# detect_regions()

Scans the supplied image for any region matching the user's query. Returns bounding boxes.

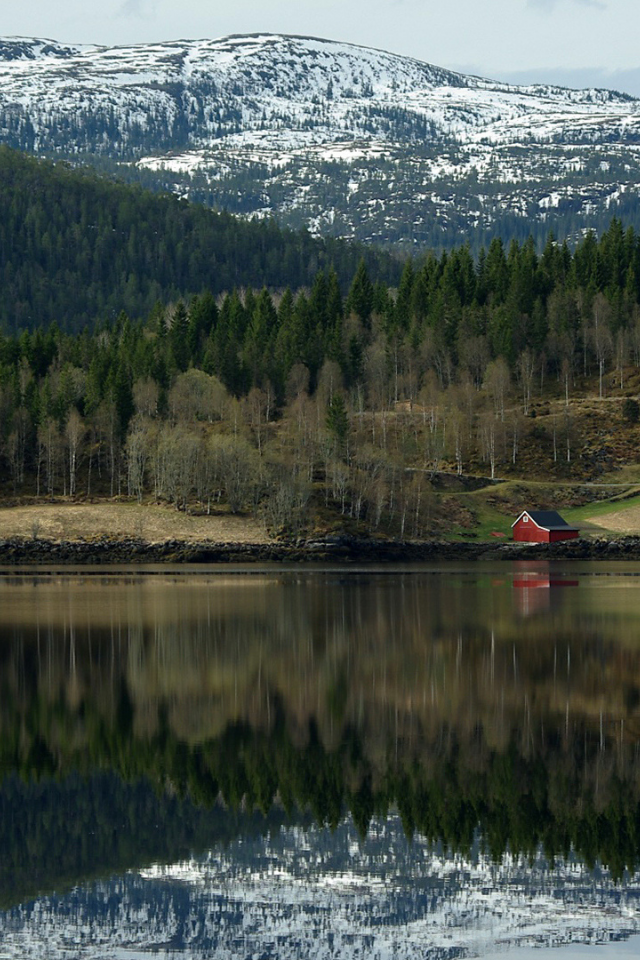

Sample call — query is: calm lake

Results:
[2,561,640,959]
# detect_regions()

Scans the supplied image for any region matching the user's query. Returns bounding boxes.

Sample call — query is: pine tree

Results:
[112,355,134,441]
[243,288,277,386]
[187,291,218,366]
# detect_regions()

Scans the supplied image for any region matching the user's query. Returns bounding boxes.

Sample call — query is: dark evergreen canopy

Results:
[0,147,402,335]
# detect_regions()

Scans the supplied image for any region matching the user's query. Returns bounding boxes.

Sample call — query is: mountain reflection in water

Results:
[2,813,640,960]
[1,561,640,956]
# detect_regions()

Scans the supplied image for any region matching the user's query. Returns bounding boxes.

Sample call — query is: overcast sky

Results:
[4,0,640,95]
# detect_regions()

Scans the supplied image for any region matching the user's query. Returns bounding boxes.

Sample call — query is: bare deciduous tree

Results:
[209,434,261,514]
[126,416,153,503]
[244,387,270,457]
[445,398,467,476]
[364,339,390,447]
[483,357,511,422]
[459,334,490,389]
[65,408,85,497]
[285,363,310,403]
[592,293,613,399]
[516,348,536,416]
[261,464,310,535]
[169,369,229,423]
[133,377,159,418]
[478,412,498,480]
[38,417,61,499]
[615,328,628,390]
[95,400,120,496]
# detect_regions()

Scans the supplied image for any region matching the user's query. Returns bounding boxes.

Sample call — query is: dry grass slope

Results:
[583,505,640,534]
[0,503,269,544]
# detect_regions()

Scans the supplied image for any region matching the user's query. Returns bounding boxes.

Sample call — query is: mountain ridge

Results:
[1,32,640,249]
[1,32,633,97]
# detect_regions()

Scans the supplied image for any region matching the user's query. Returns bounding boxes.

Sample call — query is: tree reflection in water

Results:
[1,563,640,904]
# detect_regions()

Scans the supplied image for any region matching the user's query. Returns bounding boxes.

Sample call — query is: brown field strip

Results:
[583,505,640,534]
[0,503,269,544]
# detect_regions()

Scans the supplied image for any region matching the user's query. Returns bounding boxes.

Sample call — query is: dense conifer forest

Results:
[0,147,401,334]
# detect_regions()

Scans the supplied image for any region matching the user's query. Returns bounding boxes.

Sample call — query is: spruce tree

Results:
[346,259,374,325]
[326,393,349,456]
[169,301,190,372]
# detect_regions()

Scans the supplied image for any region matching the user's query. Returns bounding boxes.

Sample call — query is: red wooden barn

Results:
[511,510,580,543]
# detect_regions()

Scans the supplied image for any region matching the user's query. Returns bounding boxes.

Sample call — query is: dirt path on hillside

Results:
[0,503,269,543]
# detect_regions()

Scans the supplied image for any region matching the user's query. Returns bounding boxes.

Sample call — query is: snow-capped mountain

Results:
[3,816,640,959]
[1,33,640,247]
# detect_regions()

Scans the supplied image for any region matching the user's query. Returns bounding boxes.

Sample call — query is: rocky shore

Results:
[0,534,639,564]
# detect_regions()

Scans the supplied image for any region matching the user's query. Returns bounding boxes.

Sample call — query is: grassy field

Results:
[0,502,269,544]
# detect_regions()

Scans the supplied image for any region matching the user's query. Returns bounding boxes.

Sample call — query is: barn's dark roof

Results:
[512,510,579,530]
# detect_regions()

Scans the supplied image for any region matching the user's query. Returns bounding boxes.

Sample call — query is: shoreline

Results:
[0,534,639,564]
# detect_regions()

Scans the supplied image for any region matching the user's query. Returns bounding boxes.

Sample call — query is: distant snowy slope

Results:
[0,33,637,152]
[1,33,640,248]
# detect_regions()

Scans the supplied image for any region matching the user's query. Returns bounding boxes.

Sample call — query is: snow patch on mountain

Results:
[1,33,640,247]
[0,32,637,157]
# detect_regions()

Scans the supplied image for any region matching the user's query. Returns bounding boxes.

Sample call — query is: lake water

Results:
[2,561,640,958]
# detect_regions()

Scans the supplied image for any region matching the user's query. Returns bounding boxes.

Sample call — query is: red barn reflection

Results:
[512,562,579,616]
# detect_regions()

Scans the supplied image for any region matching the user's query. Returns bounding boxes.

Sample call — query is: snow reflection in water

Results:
[2,816,640,959]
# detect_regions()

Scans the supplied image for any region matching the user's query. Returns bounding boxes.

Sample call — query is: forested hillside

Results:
[2,216,640,536]
[0,148,401,334]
